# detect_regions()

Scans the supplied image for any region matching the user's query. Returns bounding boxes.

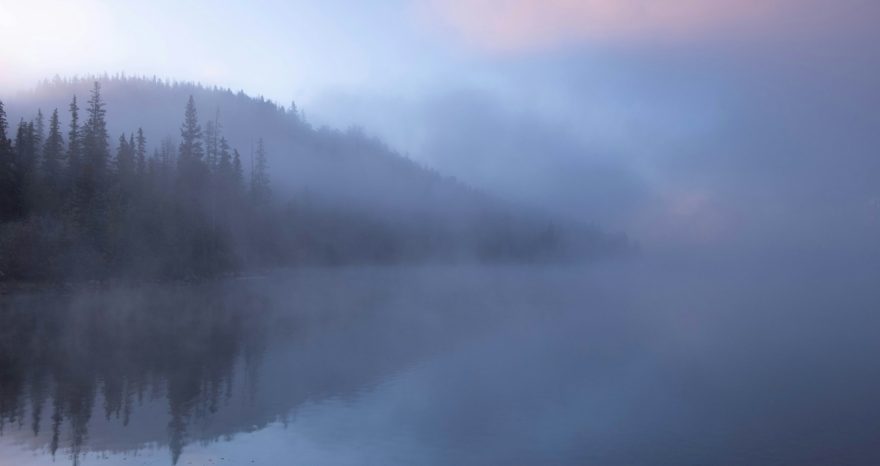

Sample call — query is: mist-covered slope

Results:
[8,76,467,211]
[1,76,628,281]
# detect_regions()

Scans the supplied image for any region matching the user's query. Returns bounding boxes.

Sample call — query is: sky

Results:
[1,0,879,252]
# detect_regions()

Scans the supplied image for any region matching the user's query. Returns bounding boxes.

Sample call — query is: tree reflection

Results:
[0,282,266,464]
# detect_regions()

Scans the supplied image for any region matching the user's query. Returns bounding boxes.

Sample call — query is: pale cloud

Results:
[425,0,866,53]
[0,0,119,86]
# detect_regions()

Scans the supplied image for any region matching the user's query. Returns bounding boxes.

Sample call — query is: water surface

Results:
[1,262,879,465]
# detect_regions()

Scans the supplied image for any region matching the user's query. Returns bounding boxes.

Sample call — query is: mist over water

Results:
[2,1,880,465]
[1,256,879,465]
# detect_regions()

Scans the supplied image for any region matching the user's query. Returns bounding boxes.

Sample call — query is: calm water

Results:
[1,261,879,465]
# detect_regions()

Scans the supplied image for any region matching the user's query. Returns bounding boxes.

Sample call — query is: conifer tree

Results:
[41,109,65,209]
[13,120,38,217]
[34,108,45,156]
[0,100,9,152]
[0,100,15,221]
[178,96,206,188]
[250,138,270,204]
[128,133,136,181]
[115,133,135,184]
[160,137,176,173]
[81,82,110,203]
[67,96,81,188]
[217,137,232,181]
[232,148,244,193]
[135,128,146,177]
[205,118,219,170]
[148,148,160,178]
[78,82,111,251]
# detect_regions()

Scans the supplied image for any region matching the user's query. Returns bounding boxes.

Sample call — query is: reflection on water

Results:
[0,267,533,465]
[1,263,880,465]
[0,282,267,465]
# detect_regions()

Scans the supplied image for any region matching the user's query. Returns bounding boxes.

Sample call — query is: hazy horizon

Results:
[2,3,880,464]
[3,0,879,255]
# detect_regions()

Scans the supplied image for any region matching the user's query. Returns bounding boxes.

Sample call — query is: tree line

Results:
[0,82,272,281]
[1,79,612,283]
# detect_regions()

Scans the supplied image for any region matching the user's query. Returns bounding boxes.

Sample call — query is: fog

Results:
[4,1,879,259]
[2,1,880,465]
[303,0,880,257]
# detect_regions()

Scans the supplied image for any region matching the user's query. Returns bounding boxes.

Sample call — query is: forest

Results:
[0,82,270,280]
[0,79,624,282]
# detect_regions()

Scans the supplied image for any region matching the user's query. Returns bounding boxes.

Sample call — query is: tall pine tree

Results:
[41,109,65,210]
[78,82,111,253]
[0,100,15,221]
[177,96,206,189]
[13,120,38,218]
[67,95,81,191]
[81,82,110,206]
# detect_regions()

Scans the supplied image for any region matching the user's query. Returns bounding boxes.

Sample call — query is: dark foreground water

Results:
[1,260,879,465]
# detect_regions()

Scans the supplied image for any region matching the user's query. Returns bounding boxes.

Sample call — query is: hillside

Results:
[8,75,455,211]
[0,76,628,281]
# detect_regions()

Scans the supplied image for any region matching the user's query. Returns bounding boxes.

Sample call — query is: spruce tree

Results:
[205,119,218,170]
[0,101,8,151]
[67,95,81,188]
[232,148,244,193]
[0,101,8,148]
[128,133,136,181]
[81,82,110,203]
[217,137,232,182]
[79,82,111,253]
[0,100,15,221]
[13,120,38,217]
[178,96,206,188]
[41,109,65,209]
[115,133,135,184]
[250,138,270,204]
[148,148,160,179]
[34,109,45,157]
[135,128,146,177]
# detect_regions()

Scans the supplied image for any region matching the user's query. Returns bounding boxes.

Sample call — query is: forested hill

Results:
[7,75,436,210]
[0,76,628,282]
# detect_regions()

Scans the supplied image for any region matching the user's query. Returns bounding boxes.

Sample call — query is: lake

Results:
[1,260,879,465]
